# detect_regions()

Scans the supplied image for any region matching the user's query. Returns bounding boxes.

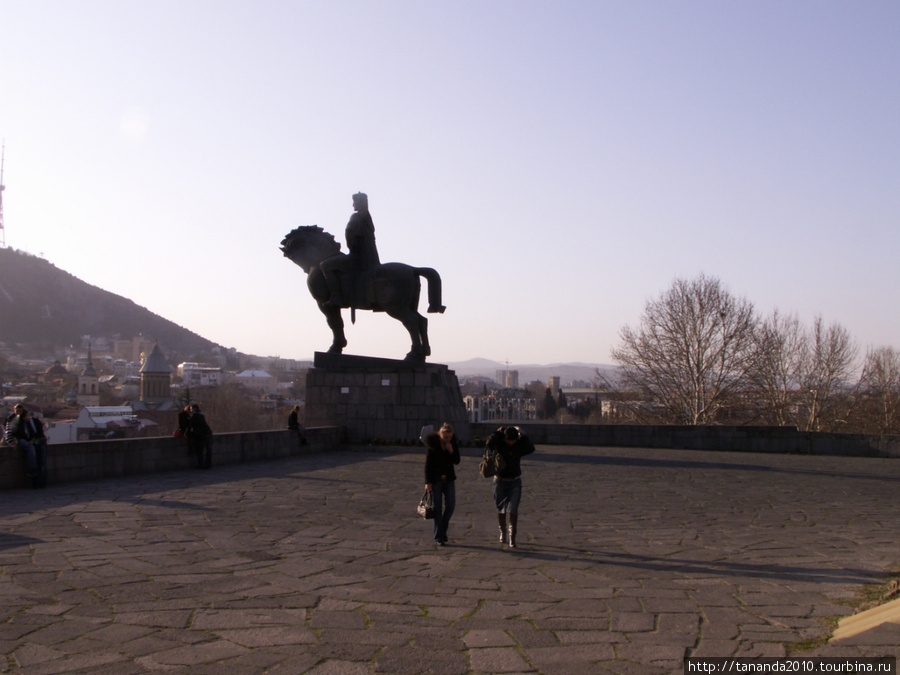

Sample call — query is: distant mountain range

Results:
[445,358,616,385]
[0,247,220,360]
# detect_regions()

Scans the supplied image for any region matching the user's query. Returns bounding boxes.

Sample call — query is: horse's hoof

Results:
[427,305,446,314]
[404,352,425,363]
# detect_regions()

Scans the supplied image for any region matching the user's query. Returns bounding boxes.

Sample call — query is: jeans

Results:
[492,477,522,514]
[18,438,48,488]
[431,480,456,543]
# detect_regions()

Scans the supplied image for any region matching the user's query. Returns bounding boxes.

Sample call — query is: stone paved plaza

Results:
[1,445,899,674]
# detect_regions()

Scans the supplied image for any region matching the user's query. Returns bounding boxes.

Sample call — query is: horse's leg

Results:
[418,312,431,357]
[387,307,425,361]
[321,305,347,354]
[309,268,346,353]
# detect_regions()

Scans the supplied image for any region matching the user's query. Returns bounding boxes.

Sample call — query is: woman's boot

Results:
[497,513,507,543]
[508,514,518,549]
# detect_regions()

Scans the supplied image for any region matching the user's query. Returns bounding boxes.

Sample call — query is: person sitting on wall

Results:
[287,405,308,445]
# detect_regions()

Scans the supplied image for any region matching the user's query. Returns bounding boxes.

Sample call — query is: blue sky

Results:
[1,1,898,365]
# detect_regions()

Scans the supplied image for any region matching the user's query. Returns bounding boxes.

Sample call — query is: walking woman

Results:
[424,423,461,546]
[486,426,535,548]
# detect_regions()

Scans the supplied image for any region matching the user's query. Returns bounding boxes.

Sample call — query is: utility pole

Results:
[0,141,6,248]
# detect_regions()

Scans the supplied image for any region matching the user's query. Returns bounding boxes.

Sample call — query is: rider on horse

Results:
[320,192,380,309]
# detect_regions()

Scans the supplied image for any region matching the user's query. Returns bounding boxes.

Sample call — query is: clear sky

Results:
[1,1,898,365]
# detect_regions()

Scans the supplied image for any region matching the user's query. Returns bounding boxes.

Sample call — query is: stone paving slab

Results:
[1,445,899,673]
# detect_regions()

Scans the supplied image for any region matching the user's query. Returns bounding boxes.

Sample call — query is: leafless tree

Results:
[797,316,858,431]
[750,310,805,426]
[856,346,900,434]
[191,384,283,433]
[611,274,758,425]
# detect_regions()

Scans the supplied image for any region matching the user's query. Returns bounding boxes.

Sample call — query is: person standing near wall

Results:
[424,424,461,546]
[5,405,49,488]
[176,405,191,438]
[486,426,535,549]
[186,404,213,469]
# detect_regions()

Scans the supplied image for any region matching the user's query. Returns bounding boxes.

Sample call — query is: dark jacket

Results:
[424,434,460,484]
[177,409,191,434]
[186,411,212,440]
[6,414,46,445]
[487,430,535,480]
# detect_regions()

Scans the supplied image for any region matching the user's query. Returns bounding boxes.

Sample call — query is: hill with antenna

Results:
[0,247,220,359]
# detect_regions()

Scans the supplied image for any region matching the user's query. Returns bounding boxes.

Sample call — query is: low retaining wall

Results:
[5,423,897,491]
[0,427,345,490]
[470,423,900,458]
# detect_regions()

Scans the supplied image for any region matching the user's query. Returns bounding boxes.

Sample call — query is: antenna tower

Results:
[0,141,6,248]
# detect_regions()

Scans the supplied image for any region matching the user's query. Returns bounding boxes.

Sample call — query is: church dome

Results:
[140,344,173,374]
[45,360,68,376]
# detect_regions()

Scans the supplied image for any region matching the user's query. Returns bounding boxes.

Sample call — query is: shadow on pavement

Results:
[0,449,399,518]
[531,447,900,483]
[514,543,884,585]
[0,533,42,552]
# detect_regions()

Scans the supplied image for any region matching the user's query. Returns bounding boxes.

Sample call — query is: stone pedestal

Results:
[305,352,471,443]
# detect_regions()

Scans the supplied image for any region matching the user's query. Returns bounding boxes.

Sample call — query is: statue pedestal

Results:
[305,353,471,443]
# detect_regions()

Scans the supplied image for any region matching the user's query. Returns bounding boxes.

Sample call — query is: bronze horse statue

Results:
[280,225,445,361]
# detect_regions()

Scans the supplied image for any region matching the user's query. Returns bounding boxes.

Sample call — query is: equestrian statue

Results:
[280,193,445,362]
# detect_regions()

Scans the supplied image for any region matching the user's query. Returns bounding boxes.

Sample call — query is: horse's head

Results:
[280,225,342,273]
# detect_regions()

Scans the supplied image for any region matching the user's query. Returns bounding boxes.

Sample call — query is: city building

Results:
[114,336,156,365]
[234,370,277,395]
[548,375,561,394]
[178,362,223,388]
[495,369,519,388]
[464,388,536,424]
[46,405,156,442]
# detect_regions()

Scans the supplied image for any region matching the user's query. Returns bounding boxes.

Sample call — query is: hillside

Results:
[0,247,220,358]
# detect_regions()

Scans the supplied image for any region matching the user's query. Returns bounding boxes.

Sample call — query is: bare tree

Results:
[611,274,758,425]
[856,346,900,434]
[797,316,858,431]
[192,384,283,433]
[750,310,804,426]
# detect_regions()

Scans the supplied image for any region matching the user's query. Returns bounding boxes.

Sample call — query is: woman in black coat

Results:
[487,426,535,548]
[424,423,461,546]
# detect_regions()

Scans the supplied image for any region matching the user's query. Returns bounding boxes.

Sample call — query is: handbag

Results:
[417,491,434,519]
[479,447,506,478]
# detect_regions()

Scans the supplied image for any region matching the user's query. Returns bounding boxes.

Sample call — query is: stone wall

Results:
[6,422,897,492]
[305,352,471,443]
[0,426,345,490]
[470,423,900,458]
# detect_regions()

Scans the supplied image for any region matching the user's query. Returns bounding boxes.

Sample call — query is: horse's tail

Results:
[416,267,446,314]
